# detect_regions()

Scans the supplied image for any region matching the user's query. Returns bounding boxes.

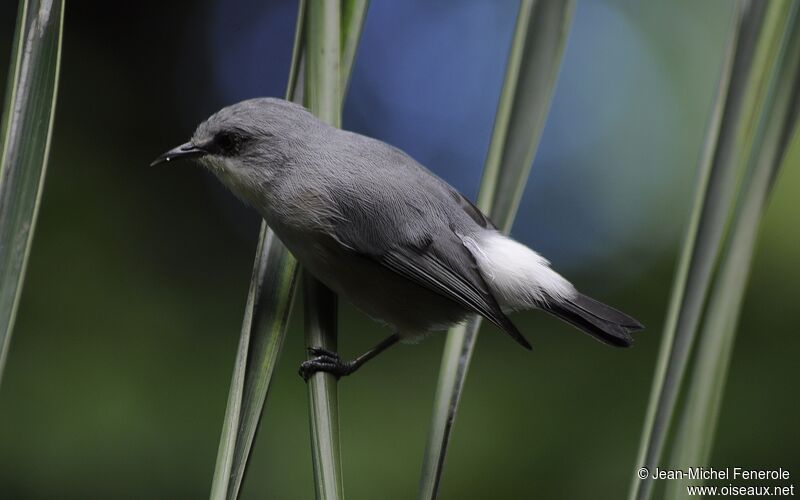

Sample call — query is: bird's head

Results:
[151,98,321,193]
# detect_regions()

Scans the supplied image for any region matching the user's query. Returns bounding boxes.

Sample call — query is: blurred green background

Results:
[0,0,797,498]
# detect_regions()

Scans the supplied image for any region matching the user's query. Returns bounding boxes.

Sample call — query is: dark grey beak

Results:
[150,142,208,167]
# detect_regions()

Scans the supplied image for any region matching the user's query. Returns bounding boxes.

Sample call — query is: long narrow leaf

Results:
[209,3,306,499]
[303,1,368,498]
[339,0,369,97]
[304,2,343,497]
[666,9,800,499]
[303,274,344,500]
[305,0,342,127]
[210,227,301,500]
[418,2,574,498]
[630,2,798,499]
[0,0,64,386]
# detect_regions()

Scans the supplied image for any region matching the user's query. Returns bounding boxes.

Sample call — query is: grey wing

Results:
[443,185,497,230]
[325,133,524,345]
[334,205,530,349]
[380,232,531,349]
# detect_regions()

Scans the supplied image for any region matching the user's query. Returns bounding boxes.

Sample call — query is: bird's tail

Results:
[463,231,643,346]
[541,292,644,347]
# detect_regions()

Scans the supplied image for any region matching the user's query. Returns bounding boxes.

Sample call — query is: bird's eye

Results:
[213,131,243,155]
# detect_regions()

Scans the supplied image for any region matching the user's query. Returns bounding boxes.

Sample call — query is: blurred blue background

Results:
[0,0,797,498]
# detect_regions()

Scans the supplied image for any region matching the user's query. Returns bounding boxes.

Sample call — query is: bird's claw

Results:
[299,347,355,382]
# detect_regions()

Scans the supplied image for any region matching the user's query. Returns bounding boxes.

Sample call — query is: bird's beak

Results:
[150,142,208,167]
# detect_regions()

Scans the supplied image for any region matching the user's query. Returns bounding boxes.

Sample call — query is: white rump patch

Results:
[462,231,576,310]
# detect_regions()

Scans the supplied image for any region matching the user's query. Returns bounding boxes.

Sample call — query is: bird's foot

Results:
[299,347,357,382]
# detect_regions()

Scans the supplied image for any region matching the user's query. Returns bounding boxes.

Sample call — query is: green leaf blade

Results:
[418,1,575,498]
[665,8,800,499]
[209,3,306,499]
[303,274,344,500]
[304,0,345,496]
[210,228,300,500]
[302,1,368,498]
[340,0,369,96]
[0,0,64,386]
[630,2,800,499]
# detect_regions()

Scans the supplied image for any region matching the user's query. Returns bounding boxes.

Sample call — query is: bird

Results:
[151,97,644,381]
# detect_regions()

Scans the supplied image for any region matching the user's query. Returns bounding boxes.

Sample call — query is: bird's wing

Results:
[323,136,522,345]
[442,185,497,230]
[336,219,530,349]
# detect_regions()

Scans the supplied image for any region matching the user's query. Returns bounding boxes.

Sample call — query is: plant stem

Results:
[418,2,574,497]
[0,0,64,386]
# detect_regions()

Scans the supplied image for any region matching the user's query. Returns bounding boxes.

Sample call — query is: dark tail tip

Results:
[501,316,533,350]
[542,292,644,348]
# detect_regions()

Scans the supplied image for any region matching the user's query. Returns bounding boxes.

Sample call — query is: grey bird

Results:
[152,98,643,380]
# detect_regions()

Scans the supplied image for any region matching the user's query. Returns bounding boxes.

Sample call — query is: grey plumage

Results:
[153,97,643,372]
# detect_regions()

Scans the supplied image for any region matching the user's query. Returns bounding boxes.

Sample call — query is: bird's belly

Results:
[275,227,467,338]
